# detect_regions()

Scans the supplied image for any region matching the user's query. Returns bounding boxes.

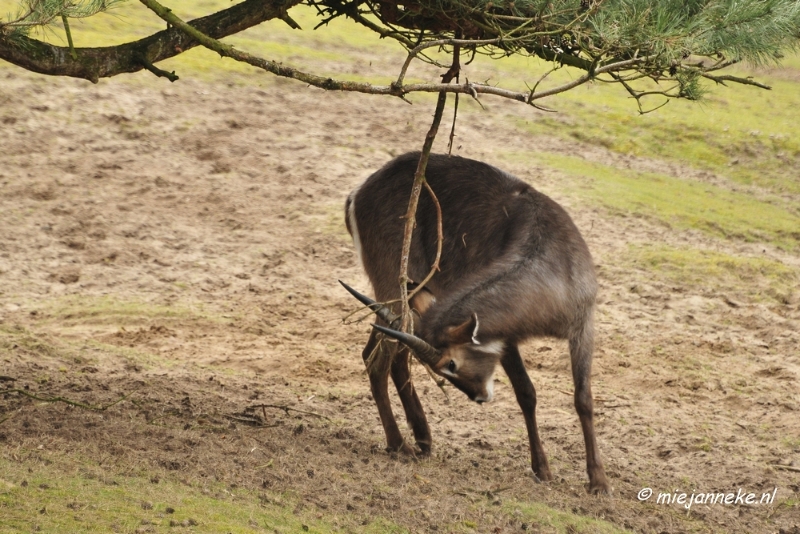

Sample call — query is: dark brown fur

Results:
[345,152,610,494]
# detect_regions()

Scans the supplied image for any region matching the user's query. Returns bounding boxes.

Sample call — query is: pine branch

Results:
[0,0,793,104]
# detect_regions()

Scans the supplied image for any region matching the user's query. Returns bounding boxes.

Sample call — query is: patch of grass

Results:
[40,295,216,326]
[781,436,800,450]
[0,322,176,374]
[504,59,800,197]
[694,435,714,453]
[0,452,624,534]
[537,152,800,250]
[628,244,799,304]
[502,499,631,534]
[0,452,408,533]
[0,324,67,359]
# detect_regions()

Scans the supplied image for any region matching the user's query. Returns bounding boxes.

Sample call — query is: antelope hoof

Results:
[387,440,417,457]
[588,476,612,496]
[416,442,432,457]
[532,468,554,484]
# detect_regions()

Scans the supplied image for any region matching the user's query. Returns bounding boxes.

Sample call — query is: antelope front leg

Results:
[390,348,432,455]
[501,344,553,483]
[362,330,415,455]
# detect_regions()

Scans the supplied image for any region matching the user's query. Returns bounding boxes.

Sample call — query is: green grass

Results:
[628,244,798,304]
[462,48,800,198]
[0,451,629,534]
[39,295,218,325]
[467,43,800,198]
[501,500,630,534]
[536,152,800,250]
[0,453,407,533]
[0,323,175,376]
[510,66,800,196]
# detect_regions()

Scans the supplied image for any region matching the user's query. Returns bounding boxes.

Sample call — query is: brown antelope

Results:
[341,152,610,494]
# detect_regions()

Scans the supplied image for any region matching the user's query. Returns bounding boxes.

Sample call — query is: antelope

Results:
[341,152,610,494]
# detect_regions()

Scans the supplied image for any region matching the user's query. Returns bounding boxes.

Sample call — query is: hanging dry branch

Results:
[398,45,460,332]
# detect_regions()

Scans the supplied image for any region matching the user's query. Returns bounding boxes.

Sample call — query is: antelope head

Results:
[340,281,502,404]
[374,313,504,404]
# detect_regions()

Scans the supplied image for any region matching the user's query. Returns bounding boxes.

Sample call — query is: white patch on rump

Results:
[347,185,363,268]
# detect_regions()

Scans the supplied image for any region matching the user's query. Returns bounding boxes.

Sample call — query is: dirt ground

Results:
[1,63,799,534]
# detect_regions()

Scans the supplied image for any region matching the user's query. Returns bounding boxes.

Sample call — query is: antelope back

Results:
[346,152,596,402]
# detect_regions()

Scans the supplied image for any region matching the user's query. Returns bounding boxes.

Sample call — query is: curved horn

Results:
[371,324,442,367]
[338,280,399,327]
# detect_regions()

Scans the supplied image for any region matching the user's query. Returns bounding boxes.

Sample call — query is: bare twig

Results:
[700,73,771,90]
[0,409,21,426]
[771,464,800,473]
[395,37,503,87]
[364,335,389,373]
[421,363,450,402]
[249,403,331,421]
[610,71,674,114]
[341,301,396,326]
[525,66,560,112]
[135,52,179,82]
[447,90,459,153]
[637,99,670,114]
[1,388,135,412]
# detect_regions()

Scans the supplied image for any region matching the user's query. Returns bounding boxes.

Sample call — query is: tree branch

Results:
[408,180,444,301]
[0,0,301,82]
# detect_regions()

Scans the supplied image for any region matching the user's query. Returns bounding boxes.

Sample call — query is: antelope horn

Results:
[338,280,400,327]
[371,324,442,367]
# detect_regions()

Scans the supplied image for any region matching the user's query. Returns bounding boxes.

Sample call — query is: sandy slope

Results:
[1,65,799,533]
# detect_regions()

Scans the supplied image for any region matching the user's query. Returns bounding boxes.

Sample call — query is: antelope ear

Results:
[445,313,480,345]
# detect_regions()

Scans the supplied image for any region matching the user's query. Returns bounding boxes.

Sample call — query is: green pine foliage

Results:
[1,0,125,37]
[305,0,800,103]
[584,0,800,63]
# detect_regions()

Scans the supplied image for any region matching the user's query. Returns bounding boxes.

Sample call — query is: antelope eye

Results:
[448,360,457,373]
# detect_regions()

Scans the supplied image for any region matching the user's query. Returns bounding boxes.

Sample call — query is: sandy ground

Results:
[1,64,799,534]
